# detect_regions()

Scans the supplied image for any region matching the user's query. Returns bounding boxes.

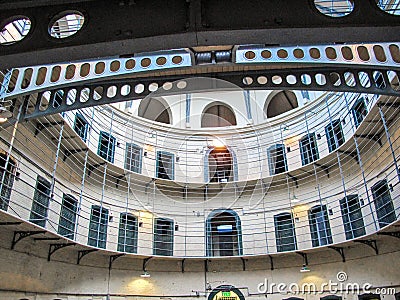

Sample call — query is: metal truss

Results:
[16,66,400,120]
[0,0,400,67]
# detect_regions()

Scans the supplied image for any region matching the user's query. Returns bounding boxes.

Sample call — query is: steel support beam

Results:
[18,66,400,121]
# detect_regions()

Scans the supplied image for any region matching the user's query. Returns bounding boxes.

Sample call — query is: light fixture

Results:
[282,124,290,132]
[300,264,310,273]
[140,270,151,278]
[0,105,12,122]
[212,138,226,148]
[292,194,300,203]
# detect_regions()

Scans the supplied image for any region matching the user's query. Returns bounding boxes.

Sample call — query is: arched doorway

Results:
[208,285,245,300]
[201,103,237,127]
[138,97,172,124]
[204,146,237,183]
[208,147,232,182]
[264,91,298,118]
[206,209,243,256]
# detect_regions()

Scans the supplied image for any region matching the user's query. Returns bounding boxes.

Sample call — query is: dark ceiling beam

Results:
[15,66,400,121]
[0,0,400,68]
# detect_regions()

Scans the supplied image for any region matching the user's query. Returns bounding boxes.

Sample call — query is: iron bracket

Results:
[377,231,400,240]
[269,255,274,271]
[109,253,125,269]
[354,239,378,255]
[48,243,75,261]
[63,148,88,161]
[143,256,152,272]
[11,230,45,249]
[34,121,64,137]
[88,162,107,176]
[328,246,346,262]
[77,249,98,265]
[0,222,22,226]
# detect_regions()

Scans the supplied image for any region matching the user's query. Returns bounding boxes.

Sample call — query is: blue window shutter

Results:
[235,213,243,255]
[205,218,212,256]
[229,147,239,181]
[204,148,212,183]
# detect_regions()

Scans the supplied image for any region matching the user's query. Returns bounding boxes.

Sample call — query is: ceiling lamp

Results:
[0,105,12,123]
[300,264,310,273]
[0,105,12,118]
[140,270,151,278]
[212,138,226,148]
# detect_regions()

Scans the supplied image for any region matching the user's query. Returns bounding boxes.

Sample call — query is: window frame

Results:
[0,153,16,211]
[268,144,288,175]
[117,212,138,253]
[340,194,366,240]
[308,205,333,247]
[125,143,142,174]
[351,97,368,128]
[97,131,116,163]
[29,175,51,228]
[153,217,174,256]
[156,151,175,180]
[299,133,319,166]
[88,205,109,248]
[73,113,89,142]
[274,212,297,252]
[58,193,78,239]
[371,179,396,228]
[325,119,345,152]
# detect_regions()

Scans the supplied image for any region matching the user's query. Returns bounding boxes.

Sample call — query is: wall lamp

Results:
[298,252,310,273]
[0,104,13,123]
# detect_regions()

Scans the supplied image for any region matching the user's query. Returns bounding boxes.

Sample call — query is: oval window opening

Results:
[49,12,85,38]
[0,17,31,45]
[314,0,354,17]
[376,0,400,15]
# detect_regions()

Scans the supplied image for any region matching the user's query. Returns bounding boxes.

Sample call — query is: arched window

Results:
[268,144,287,175]
[358,294,381,300]
[264,91,298,118]
[321,296,342,300]
[88,205,108,248]
[201,103,237,127]
[340,194,365,239]
[371,179,396,228]
[98,131,116,163]
[58,194,78,239]
[352,97,368,128]
[300,133,319,165]
[274,212,296,252]
[206,209,242,256]
[138,97,172,124]
[154,218,174,256]
[309,205,333,247]
[118,213,138,253]
[206,147,234,183]
[325,119,344,152]
[0,153,16,211]
[30,176,51,227]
